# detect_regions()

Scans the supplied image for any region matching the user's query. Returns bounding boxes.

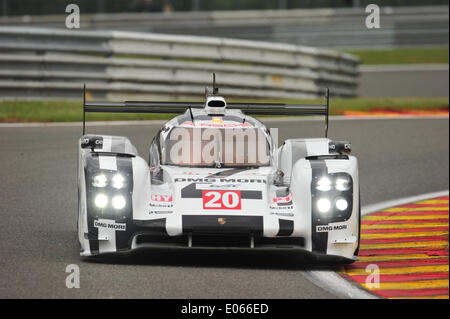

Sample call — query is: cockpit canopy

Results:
[157,126,271,167]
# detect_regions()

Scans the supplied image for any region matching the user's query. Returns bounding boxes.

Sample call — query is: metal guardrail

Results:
[1,6,448,49]
[0,27,359,101]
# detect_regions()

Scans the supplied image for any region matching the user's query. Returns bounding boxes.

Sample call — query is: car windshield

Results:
[160,127,270,167]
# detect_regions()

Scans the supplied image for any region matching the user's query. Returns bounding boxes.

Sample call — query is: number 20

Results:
[202,191,241,210]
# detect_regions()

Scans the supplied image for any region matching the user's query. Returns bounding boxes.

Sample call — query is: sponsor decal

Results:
[270,205,293,210]
[272,193,293,208]
[149,210,173,215]
[94,219,126,231]
[272,194,292,203]
[196,183,237,190]
[181,182,262,200]
[175,177,266,183]
[270,193,293,209]
[316,224,347,233]
[150,194,173,208]
[202,190,242,210]
[81,136,103,149]
[218,217,227,225]
[272,195,292,203]
[150,194,173,202]
[181,121,253,128]
[270,212,294,217]
[150,203,173,208]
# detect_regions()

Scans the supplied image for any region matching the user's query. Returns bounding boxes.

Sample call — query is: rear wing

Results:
[82,85,330,137]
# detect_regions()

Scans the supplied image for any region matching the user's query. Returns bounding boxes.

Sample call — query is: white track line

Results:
[305,189,449,299]
[362,190,449,216]
[305,270,378,299]
[0,116,448,128]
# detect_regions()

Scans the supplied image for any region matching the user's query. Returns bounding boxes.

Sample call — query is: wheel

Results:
[354,192,361,256]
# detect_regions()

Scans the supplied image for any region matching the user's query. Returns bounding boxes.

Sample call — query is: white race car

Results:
[78,78,360,263]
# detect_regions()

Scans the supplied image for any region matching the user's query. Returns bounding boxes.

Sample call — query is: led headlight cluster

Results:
[335,177,351,191]
[335,197,349,211]
[90,172,128,211]
[94,193,108,208]
[313,173,353,221]
[315,176,350,193]
[111,174,126,189]
[92,174,107,188]
[317,198,332,213]
[316,177,332,192]
[316,196,350,214]
[94,194,127,210]
[111,195,126,209]
[92,173,126,189]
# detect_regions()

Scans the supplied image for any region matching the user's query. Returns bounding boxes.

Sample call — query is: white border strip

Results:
[305,270,378,299]
[0,116,448,128]
[362,190,449,216]
[306,189,449,299]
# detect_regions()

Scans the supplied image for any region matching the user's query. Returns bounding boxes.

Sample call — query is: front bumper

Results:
[80,214,358,263]
[131,232,305,249]
[82,233,357,264]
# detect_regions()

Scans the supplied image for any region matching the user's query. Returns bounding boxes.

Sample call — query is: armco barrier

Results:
[1,6,447,49]
[0,27,359,101]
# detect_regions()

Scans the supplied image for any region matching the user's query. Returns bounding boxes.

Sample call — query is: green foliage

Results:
[1,98,448,122]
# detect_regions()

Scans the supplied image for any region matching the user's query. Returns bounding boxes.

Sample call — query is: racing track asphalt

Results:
[358,66,449,98]
[0,117,448,298]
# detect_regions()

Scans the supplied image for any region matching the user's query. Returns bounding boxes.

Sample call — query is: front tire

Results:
[354,193,361,256]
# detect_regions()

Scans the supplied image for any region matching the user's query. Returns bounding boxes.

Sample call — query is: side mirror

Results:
[329,141,351,155]
[81,136,103,151]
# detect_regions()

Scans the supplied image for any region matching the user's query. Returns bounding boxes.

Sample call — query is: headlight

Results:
[316,177,332,192]
[92,174,107,187]
[94,194,108,208]
[112,195,126,209]
[335,177,351,191]
[312,173,353,222]
[112,173,125,189]
[317,198,331,213]
[335,197,349,211]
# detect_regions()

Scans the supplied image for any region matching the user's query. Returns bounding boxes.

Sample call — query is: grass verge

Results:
[0,98,448,123]
[344,47,449,65]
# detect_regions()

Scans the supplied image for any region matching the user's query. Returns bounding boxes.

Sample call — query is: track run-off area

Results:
[0,116,448,298]
[340,194,449,299]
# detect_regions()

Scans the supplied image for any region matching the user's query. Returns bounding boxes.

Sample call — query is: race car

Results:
[78,77,360,263]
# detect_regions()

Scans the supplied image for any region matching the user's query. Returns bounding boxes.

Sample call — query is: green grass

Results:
[0,100,177,122]
[345,47,449,65]
[0,98,448,123]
